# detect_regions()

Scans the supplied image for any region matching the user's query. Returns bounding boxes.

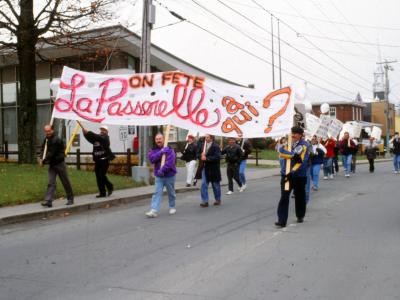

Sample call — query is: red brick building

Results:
[311,99,365,123]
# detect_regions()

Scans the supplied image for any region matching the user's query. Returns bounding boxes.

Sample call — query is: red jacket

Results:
[324,138,336,158]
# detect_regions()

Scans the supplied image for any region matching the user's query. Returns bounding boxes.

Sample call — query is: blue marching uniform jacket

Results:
[279,139,309,178]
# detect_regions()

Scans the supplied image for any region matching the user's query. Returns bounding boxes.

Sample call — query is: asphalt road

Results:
[1,162,399,300]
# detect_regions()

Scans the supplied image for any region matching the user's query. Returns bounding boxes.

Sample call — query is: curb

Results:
[0,159,391,226]
[0,174,279,226]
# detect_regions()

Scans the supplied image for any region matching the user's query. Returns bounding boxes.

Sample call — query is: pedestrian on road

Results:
[323,136,336,179]
[82,125,115,198]
[198,134,222,207]
[40,125,74,208]
[238,137,252,190]
[339,132,356,178]
[181,135,197,187]
[146,133,177,218]
[332,140,340,175]
[390,132,400,173]
[275,126,309,228]
[310,135,326,191]
[222,137,244,195]
[350,138,359,173]
[365,137,378,173]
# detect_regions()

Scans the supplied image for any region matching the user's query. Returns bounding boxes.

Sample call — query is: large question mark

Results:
[263,87,292,133]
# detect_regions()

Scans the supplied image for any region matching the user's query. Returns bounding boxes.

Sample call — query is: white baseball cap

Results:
[100,125,109,131]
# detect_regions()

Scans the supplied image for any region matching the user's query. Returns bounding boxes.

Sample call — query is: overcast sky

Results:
[115,0,400,104]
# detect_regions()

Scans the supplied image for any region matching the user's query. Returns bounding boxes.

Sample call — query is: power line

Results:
[188,0,360,94]
[251,0,372,85]
[153,0,354,100]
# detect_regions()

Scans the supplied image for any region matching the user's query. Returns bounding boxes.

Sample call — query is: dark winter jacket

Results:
[197,141,221,182]
[279,139,309,178]
[222,144,243,164]
[310,146,325,165]
[339,139,356,156]
[148,146,177,177]
[365,142,378,159]
[83,131,114,162]
[181,142,197,162]
[240,140,252,161]
[41,133,65,166]
[393,138,400,155]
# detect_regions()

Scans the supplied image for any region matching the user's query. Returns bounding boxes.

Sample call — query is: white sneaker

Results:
[241,184,247,191]
[329,175,334,179]
[323,176,328,180]
[239,187,244,192]
[226,190,233,195]
[169,208,176,215]
[395,171,398,174]
[345,174,350,178]
[145,210,158,218]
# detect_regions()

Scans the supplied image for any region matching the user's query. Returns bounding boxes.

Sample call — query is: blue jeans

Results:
[323,158,333,176]
[310,164,321,189]
[341,154,352,175]
[239,160,247,185]
[150,175,176,212]
[394,154,400,171]
[201,169,221,203]
[305,165,311,204]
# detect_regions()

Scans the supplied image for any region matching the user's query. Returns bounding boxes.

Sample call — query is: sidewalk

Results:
[0,167,280,226]
[0,158,392,226]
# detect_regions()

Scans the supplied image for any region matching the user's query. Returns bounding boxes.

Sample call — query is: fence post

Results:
[76,149,81,170]
[255,148,259,166]
[127,148,132,176]
[4,141,8,161]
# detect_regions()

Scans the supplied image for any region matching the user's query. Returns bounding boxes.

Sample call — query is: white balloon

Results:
[320,103,330,114]
[304,100,313,112]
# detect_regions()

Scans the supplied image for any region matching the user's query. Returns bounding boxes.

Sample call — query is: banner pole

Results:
[284,134,292,191]
[65,122,81,156]
[161,124,171,167]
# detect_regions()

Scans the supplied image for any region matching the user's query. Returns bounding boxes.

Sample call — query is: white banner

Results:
[315,115,331,139]
[53,67,295,138]
[305,113,321,137]
[370,126,382,140]
[328,118,343,139]
[349,121,362,138]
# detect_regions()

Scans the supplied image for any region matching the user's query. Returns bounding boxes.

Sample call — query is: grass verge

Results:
[0,163,144,207]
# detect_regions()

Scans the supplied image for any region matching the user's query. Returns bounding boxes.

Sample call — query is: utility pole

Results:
[277,19,282,89]
[377,60,397,156]
[139,0,155,167]
[271,15,275,90]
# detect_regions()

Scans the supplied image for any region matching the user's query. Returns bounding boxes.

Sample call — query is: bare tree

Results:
[0,0,117,163]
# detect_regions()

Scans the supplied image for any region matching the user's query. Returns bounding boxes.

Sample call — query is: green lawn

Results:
[0,163,144,207]
[254,149,279,161]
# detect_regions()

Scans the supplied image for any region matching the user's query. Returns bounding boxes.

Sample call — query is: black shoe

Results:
[193,180,197,186]
[297,218,304,223]
[107,187,113,197]
[41,201,52,208]
[213,201,221,206]
[66,199,74,205]
[200,202,209,208]
[96,194,107,198]
[186,183,191,187]
[274,222,286,228]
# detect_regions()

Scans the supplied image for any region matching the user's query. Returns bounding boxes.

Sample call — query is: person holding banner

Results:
[339,132,356,178]
[222,137,244,195]
[237,137,252,191]
[180,135,198,187]
[350,138,359,174]
[82,125,115,198]
[146,133,177,218]
[365,137,378,173]
[323,137,336,180]
[332,140,340,176]
[275,126,309,228]
[390,132,400,174]
[310,136,326,191]
[198,134,222,207]
[40,125,74,208]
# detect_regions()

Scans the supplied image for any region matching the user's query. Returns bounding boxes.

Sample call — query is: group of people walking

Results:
[40,123,394,229]
[145,134,252,217]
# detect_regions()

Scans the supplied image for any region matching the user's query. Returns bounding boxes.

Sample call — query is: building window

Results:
[329,107,336,118]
